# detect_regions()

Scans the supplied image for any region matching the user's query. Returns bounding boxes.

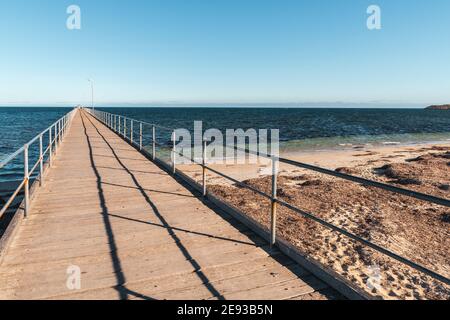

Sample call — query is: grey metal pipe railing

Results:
[0,108,77,219]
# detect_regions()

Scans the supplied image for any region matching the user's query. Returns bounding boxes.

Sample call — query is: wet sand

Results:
[178,141,450,300]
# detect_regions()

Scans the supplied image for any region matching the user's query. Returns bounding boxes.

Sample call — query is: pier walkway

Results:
[0,110,337,300]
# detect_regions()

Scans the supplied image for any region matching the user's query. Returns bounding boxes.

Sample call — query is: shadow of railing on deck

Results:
[82,112,226,300]
[81,114,155,300]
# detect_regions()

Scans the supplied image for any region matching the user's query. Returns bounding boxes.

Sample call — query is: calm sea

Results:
[1,106,450,182]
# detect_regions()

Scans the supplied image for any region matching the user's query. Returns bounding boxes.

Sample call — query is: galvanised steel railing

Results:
[0,108,77,219]
[86,108,450,288]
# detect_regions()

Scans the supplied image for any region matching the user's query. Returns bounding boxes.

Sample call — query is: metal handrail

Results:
[0,108,77,219]
[85,108,450,287]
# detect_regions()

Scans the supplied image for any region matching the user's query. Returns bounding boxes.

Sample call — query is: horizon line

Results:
[0,101,435,108]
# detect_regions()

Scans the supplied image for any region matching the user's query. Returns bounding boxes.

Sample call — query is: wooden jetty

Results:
[0,110,341,300]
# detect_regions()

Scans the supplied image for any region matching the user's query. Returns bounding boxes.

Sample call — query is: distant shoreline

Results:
[0,104,430,109]
[426,104,450,110]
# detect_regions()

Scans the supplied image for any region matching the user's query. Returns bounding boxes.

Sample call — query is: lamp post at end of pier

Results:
[87,78,94,110]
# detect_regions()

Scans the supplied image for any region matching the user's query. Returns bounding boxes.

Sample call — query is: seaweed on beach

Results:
[208,148,450,300]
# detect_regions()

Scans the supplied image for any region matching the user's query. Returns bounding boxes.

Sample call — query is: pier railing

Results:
[0,109,76,220]
[86,108,450,290]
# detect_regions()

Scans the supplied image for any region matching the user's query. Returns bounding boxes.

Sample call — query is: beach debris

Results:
[335,167,357,175]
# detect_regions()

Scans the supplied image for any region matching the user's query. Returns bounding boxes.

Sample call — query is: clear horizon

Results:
[0,102,431,109]
[1,0,450,106]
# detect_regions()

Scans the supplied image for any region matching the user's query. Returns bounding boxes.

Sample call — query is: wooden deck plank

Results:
[0,110,336,300]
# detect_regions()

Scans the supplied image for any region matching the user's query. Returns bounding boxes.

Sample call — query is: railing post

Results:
[54,124,57,151]
[131,120,134,145]
[39,134,44,186]
[124,118,127,138]
[202,139,207,197]
[172,131,176,175]
[139,122,143,150]
[49,127,53,167]
[115,115,117,132]
[23,144,29,218]
[270,156,278,249]
[152,125,156,160]
[118,116,121,134]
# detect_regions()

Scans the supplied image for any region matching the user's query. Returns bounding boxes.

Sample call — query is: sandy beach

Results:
[178,141,450,300]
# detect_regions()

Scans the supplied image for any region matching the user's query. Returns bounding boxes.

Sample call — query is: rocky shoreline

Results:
[426,104,450,110]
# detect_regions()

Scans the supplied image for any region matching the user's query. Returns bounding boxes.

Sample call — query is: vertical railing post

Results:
[152,125,156,160]
[172,131,176,175]
[131,120,134,145]
[118,116,121,134]
[54,123,58,152]
[115,115,117,132]
[139,122,143,150]
[49,127,53,167]
[39,134,44,186]
[23,144,29,218]
[124,118,127,139]
[270,156,278,248]
[202,139,207,197]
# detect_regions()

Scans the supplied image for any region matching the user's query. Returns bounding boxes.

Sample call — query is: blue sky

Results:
[0,0,449,106]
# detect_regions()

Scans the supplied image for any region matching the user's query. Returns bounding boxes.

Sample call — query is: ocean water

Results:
[0,107,71,183]
[99,107,450,151]
[1,106,450,182]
